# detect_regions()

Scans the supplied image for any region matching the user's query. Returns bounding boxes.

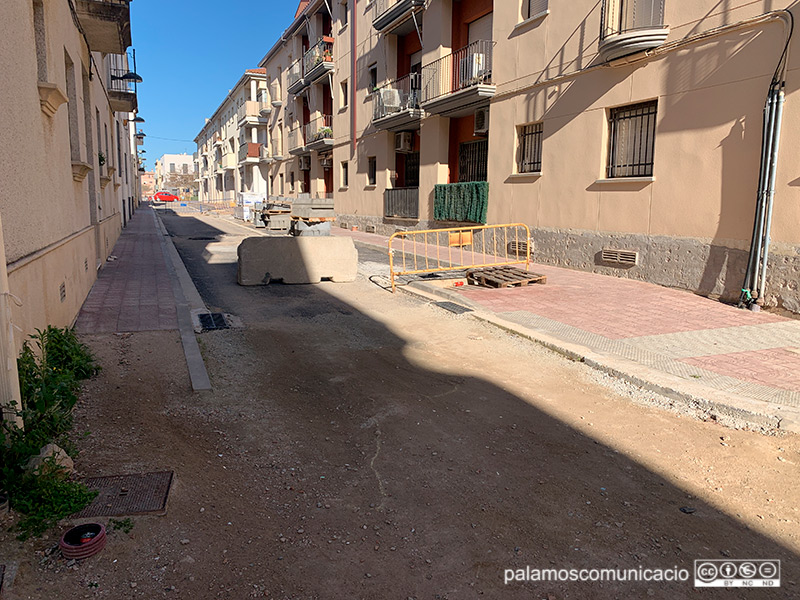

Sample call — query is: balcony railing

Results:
[238,142,262,163]
[302,37,335,83]
[384,187,419,219]
[599,0,668,62]
[305,115,333,149]
[373,73,422,121]
[221,153,237,170]
[287,58,305,92]
[288,126,306,152]
[107,53,137,112]
[272,137,283,158]
[421,40,494,104]
[237,101,271,124]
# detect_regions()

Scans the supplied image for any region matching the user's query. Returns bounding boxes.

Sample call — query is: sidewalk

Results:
[75,206,177,333]
[334,227,800,431]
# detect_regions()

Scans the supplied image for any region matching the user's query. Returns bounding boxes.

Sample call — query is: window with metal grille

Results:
[607,100,657,178]
[526,0,549,19]
[458,140,488,182]
[517,122,543,173]
[368,156,377,186]
[405,152,420,187]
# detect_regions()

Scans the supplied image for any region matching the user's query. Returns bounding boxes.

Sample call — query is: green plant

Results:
[0,326,99,538]
[98,151,106,166]
[109,517,134,534]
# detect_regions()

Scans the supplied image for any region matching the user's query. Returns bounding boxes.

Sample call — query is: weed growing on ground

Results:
[109,517,134,534]
[0,326,99,539]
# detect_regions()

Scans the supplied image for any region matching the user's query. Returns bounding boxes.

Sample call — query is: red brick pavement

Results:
[682,348,800,392]
[75,206,178,333]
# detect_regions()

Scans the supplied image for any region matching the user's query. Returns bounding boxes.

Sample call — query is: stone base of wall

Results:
[335,214,800,313]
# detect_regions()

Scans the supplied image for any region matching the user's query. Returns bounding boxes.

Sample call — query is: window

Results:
[367,156,376,186]
[340,0,348,26]
[368,64,378,93]
[607,100,657,178]
[182,164,188,174]
[458,140,488,182]
[170,163,176,173]
[341,161,349,188]
[280,173,285,195]
[525,0,549,20]
[341,80,348,108]
[290,171,295,193]
[517,122,543,173]
[33,0,47,81]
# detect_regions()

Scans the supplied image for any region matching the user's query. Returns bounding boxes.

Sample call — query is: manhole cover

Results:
[188,236,216,241]
[198,312,230,331]
[434,301,473,315]
[72,471,174,518]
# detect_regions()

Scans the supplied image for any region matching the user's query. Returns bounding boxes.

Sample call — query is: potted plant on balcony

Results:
[319,126,333,139]
[98,151,106,166]
[323,47,333,62]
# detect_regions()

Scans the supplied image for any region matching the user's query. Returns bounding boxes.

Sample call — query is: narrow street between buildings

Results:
[2,207,799,599]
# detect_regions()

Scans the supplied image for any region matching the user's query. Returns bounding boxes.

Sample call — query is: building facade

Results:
[205,0,800,312]
[0,0,141,346]
[195,70,275,208]
[154,153,196,193]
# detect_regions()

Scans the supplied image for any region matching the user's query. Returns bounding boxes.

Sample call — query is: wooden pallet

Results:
[466,266,546,288]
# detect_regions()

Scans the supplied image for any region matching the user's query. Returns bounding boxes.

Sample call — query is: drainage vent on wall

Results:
[59,282,66,302]
[507,240,530,256]
[601,248,639,267]
[365,224,376,234]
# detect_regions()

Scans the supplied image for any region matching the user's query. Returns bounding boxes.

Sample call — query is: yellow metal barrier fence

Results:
[388,223,531,292]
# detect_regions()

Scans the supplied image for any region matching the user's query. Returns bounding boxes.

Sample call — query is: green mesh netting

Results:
[434,182,488,224]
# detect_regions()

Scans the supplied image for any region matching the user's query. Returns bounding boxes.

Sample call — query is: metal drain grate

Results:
[434,301,473,315]
[198,312,230,331]
[188,236,217,241]
[73,471,174,518]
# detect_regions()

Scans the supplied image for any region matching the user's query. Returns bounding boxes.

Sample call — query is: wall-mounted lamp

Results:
[111,71,143,84]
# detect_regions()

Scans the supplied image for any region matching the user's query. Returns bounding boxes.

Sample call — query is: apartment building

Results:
[154,152,196,193]
[195,69,276,207]
[216,0,800,311]
[0,0,141,344]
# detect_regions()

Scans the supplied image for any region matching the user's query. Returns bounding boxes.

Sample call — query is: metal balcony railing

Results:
[305,115,333,144]
[288,126,305,151]
[302,37,335,77]
[420,40,494,104]
[384,187,419,219]
[600,0,665,41]
[287,58,303,88]
[373,73,422,121]
[107,53,135,94]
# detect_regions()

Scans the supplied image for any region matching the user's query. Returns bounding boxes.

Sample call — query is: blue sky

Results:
[130,0,298,170]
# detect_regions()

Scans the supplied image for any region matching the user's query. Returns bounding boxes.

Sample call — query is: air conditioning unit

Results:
[474,107,490,135]
[299,155,311,170]
[459,53,486,85]
[395,131,413,153]
[319,156,333,169]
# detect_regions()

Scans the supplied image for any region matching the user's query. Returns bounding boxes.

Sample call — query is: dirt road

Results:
[3,210,799,599]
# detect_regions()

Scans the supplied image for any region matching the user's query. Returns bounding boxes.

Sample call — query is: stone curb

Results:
[397,278,800,435]
[152,210,212,392]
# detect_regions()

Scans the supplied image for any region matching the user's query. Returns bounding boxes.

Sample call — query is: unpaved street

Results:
[3,210,799,599]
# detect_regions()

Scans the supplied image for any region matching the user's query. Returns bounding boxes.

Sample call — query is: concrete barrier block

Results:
[237,236,358,285]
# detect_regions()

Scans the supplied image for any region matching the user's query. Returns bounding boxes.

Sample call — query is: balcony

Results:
[222,153,237,170]
[306,116,334,152]
[384,187,419,219]
[74,0,131,54]
[260,144,273,164]
[372,0,425,34]
[238,142,262,165]
[373,73,424,131]
[599,0,669,62]
[288,126,308,156]
[420,40,495,117]
[107,54,136,112]
[237,101,271,126]
[271,138,284,161]
[303,37,335,85]
[287,58,307,96]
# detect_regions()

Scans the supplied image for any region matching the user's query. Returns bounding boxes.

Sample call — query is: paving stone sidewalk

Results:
[75,205,178,334]
[335,227,800,413]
